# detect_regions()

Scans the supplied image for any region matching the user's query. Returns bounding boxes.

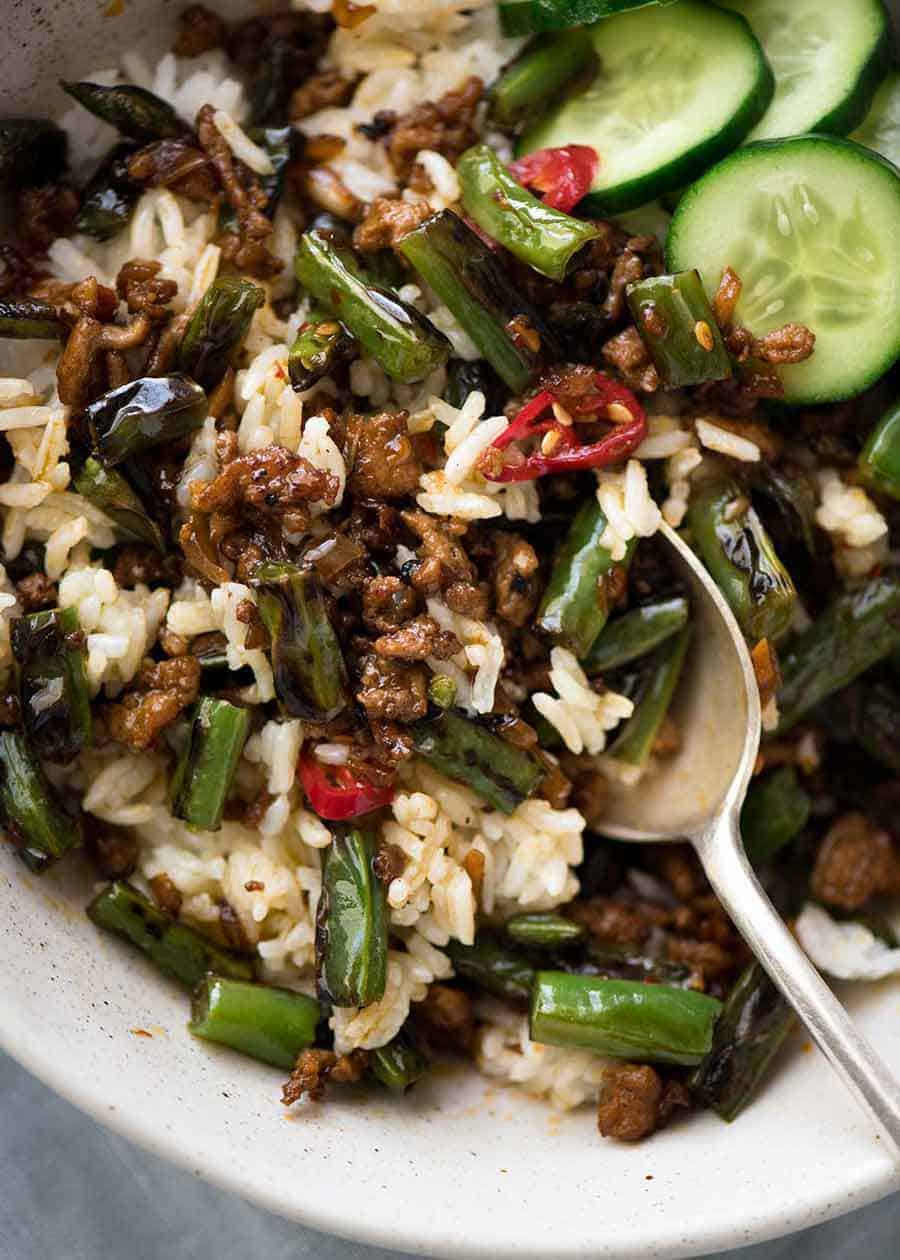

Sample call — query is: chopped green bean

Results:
[505,912,585,950]
[170,697,251,832]
[607,625,691,768]
[76,143,139,240]
[316,828,388,1008]
[0,730,82,873]
[74,456,165,550]
[859,398,900,501]
[740,766,810,866]
[218,126,297,234]
[62,81,187,142]
[288,309,356,392]
[488,30,595,128]
[11,607,92,763]
[189,975,320,1069]
[447,935,535,1008]
[626,271,731,387]
[370,1034,429,1094]
[584,595,689,673]
[87,374,207,466]
[0,299,63,340]
[176,276,266,391]
[411,709,543,815]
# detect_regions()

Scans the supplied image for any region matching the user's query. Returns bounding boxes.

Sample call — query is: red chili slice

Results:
[482,373,647,484]
[299,751,394,821]
[508,145,599,214]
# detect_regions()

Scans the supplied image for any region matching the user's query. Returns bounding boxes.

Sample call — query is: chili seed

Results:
[540,429,562,456]
[694,320,715,352]
[551,402,573,427]
[607,402,633,424]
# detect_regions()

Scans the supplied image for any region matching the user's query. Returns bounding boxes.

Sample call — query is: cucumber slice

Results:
[667,136,900,404]
[852,70,900,170]
[721,0,891,142]
[498,0,672,36]
[518,2,773,215]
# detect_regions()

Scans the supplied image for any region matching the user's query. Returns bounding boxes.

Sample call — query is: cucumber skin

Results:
[518,7,774,216]
[667,135,900,405]
[499,0,669,36]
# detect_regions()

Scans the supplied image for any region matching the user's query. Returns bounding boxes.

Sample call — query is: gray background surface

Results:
[0,1050,896,1260]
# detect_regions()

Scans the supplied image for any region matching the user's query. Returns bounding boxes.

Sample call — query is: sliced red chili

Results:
[482,373,647,484]
[299,751,394,821]
[508,145,599,214]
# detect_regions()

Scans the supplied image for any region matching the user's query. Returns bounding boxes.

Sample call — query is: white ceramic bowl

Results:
[3,4,900,1256]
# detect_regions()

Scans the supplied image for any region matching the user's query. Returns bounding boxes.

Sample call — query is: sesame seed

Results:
[541,429,562,456]
[694,320,715,352]
[607,402,633,423]
[551,402,573,427]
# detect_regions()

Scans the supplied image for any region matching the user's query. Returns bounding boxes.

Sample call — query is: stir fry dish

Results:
[3,0,900,1142]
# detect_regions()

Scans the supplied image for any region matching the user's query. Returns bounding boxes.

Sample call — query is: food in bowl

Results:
[2,0,900,1143]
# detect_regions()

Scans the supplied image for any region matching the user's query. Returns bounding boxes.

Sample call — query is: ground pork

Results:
[811,812,899,911]
[356,654,428,723]
[597,1064,690,1141]
[353,197,433,252]
[387,77,482,180]
[346,411,422,500]
[282,1049,370,1104]
[372,614,459,661]
[106,656,202,751]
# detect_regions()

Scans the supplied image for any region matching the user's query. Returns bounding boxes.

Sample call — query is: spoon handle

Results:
[695,810,900,1154]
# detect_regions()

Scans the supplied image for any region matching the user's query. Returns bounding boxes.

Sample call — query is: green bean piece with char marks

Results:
[446,934,536,1008]
[411,709,543,815]
[859,397,900,501]
[170,697,251,832]
[398,210,553,393]
[0,119,67,188]
[488,30,595,128]
[176,276,266,391]
[689,961,794,1122]
[740,765,810,866]
[505,912,586,950]
[537,498,635,658]
[626,271,732,388]
[777,574,900,731]
[218,126,298,234]
[0,730,83,873]
[0,300,63,341]
[76,143,140,240]
[288,309,356,392]
[88,881,255,988]
[848,677,900,775]
[370,1034,429,1094]
[11,607,92,763]
[530,972,722,1066]
[606,625,692,769]
[189,976,320,1069]
[584,595,689,673]
[253,562,349,721]
[87,374,207,466]
[62,81,188,142]
[687,478,796,643]
[74,456,165,550]
[316,828,388,1008]
[458,143,600,282]
[295,229,451,385]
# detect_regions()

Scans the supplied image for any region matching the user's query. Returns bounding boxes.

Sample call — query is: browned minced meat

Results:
[243,790,275,830]
[106,656,202,751]
[282,1049,371,1105]
[415,983,473,1052]
[603,244,650,323]
[218,898,252,952]
[356,653,428,723]
[444,580,490,620]
[55,277,154,408]
[387,76,483,180]
[361,575,418,633]
[571,768,608,829]
[597,1064,690,1142]
[601,326,660,394]
[811,812,899,911]
[113,545,181,589]
[16,184,79,256]
[346,411,423,500]
[491,533,540,628]
[665,936,735,981]
[401,509,477,587]
[150,872,183,916]
[128,139,219,203]
[712,265,742,329]
[353,196,433,253]
[15,572,57,612]
[568,897,655,946]
[235,598,269,651]
[192,444,339,535]
[373,840,407,885]
[173,4,226,56]
[373,614,459,661]
[87,827,138,879]
[290,69,357,120]
[648,845,703,903]
[116,258,178,320]
[726,322,816,366]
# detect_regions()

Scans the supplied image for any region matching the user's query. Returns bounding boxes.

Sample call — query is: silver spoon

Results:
[600,520,900,1152]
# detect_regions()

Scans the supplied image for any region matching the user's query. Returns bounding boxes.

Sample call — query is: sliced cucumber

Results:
[852,70,900,170]
[518,2,773,215]
[667,136,900,404]
[721,0,890,142]
[498,0,673,36]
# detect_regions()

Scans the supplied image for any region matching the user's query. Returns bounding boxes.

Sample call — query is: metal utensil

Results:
[600,521,900,1152]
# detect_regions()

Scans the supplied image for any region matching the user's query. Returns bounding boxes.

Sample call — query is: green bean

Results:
[316,828,388,1008]
[859,398,900,501]
[0,299,63,341]
[170,697,251,832]
[446,935,535,1008]
[443,358,506,418]
[530,972,722,1066]
[687,478,796,642]
[295,229,450,384]
[584,595,689,673]
[777,575,900,731]
[288,309,356,392]
[458,144,600,282]
[582,944,694,989]
[189,976,320,1069]
[626,271,731,387]
[11,607,92,763]
[87,881,254,988]
[74,456,164,550]
[0,731,82,873]
[689,961,794,1121]
[87,374,207,466]
[0,119,67,188]
[398,210,552,393]
[370,1034,429,1094]
[253,562,349,721]
[851,677,900,775]
[488,30,595,128]
[176,276,266,391]
[537,498,634,658]
[76,143,140,240]
[62,81,187,142]
[748,464,819,558]
[188,632,256,690]
[219,126,297,234]
[740,766,810,866]
[411,709,543,815]
[607,625,691,768]
[505,912,585,950]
